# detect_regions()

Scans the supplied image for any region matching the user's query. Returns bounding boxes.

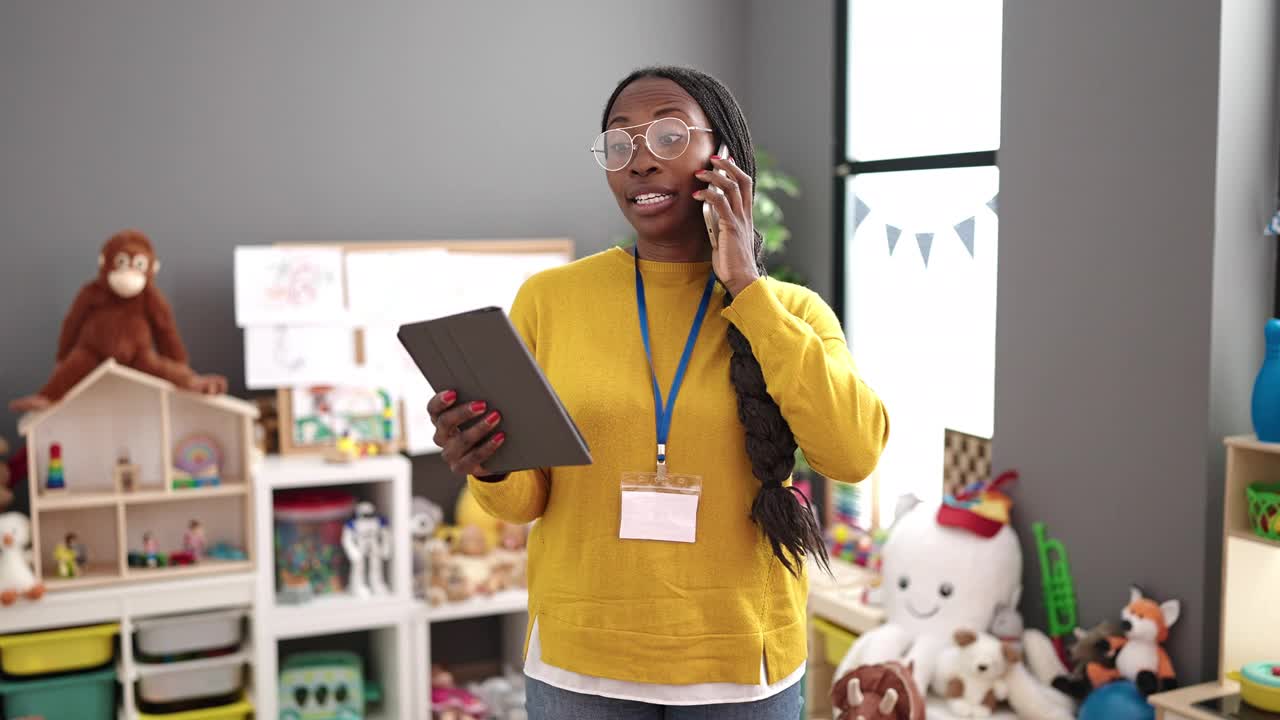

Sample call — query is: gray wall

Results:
[0,0,750,430]
[745,0,836,301]
[1204,0,1279,676]
[995,0,1227,681]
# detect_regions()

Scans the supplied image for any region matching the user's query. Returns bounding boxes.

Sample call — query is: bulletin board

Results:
[234,238,575,456]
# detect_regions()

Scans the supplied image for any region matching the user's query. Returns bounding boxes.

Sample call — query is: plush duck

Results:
[0,513,44,605]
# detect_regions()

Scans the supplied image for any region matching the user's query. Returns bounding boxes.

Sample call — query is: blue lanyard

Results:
[633,246,717,468]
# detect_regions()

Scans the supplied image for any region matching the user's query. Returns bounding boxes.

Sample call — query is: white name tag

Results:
[618,471,702,543]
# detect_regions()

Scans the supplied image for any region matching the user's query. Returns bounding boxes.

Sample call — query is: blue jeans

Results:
[525,677,804,720]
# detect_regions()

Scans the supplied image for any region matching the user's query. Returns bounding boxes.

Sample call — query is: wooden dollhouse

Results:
[17,359,258,592]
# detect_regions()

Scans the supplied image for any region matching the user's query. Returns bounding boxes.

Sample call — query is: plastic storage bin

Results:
[813,616,858,667]
[136,651,248,714]
[274,489,356,597]
[0,623,118,676]
[134,608,246,662]
[137,694,253,720]
[0,666,116,720]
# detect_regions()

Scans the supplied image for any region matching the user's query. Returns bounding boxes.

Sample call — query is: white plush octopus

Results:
[835,496,1075,720]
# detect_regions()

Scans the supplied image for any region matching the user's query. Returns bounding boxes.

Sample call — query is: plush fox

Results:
[1086,586,1180,696]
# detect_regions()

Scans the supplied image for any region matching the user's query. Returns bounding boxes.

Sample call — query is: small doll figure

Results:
[142,531,160,567]
[53,533,81,577]
[183,519,207,559]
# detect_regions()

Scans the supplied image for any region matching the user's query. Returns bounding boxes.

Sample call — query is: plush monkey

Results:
[9,230,227,412]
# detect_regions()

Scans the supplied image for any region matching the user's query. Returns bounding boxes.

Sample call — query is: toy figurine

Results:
[114,450,139,492]
[46,443,66,492]
[141,531,161,568]
[342,501,391,597]
[183,519,206,558]
[53,532,84,577]
[0,513,45,605]
[324,430,382,464]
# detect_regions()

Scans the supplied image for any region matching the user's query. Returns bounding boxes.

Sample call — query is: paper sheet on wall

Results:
[243,326,357,389]
[445,251,569,314]
[234,246,347,326]
[346,249,455,325]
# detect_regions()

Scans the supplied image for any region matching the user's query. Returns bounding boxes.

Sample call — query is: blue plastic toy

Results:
[1252,318,1280,442]
[1077,681,1154,720]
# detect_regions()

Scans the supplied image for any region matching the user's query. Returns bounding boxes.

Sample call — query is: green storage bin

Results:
[0,666,116,720]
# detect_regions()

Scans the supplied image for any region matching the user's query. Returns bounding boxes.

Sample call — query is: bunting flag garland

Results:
[916,233,934,266]
[854,197,872,231]
[955,217,976,257]
[855,192,999,266]
[886,225,902,254]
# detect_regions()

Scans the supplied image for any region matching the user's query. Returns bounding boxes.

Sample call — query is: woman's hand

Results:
[694,155,761,297]
[427,390,506,477]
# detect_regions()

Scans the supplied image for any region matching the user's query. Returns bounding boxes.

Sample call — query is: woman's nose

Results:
[628,143,660,175]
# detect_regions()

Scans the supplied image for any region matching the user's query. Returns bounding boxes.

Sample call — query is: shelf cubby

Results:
[36,505,122,591]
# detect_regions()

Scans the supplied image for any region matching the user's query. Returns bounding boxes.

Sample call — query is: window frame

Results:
[831,0,1000,320]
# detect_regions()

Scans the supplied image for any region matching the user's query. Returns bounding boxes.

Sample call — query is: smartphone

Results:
[702,144,730,245]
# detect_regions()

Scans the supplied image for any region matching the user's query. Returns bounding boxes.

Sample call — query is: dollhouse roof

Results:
[18,359,257,436]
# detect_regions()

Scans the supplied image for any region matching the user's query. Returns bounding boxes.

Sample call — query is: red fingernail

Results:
[442,390,457,404]
[692,191,702,198]
[470,401,486,413]
[492,432,506,444]
[710,155,721,159]
[485,411,500,425]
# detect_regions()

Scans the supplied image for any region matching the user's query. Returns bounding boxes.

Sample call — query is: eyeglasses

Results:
[589,117,713,172]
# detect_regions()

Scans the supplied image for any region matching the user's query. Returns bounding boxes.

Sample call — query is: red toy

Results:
[10,230,227,412]
[831,661,926,720]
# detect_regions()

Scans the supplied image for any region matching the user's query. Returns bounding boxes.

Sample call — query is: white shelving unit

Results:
[252,454,417,720]
[0,572,255,720]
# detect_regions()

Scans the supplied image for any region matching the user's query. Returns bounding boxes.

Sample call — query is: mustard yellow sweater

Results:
[469,247,888,686]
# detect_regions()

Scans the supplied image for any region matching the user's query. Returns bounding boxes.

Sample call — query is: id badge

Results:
[619,470,703,543]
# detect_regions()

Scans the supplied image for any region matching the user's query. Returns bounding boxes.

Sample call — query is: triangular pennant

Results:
[917,233,934,266]
[987,194,999,214]
[886,225,902,254]
[854,197,871,230]
[955,217,976,257]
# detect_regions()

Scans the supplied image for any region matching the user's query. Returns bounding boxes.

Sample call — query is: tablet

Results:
[397,307,592,475]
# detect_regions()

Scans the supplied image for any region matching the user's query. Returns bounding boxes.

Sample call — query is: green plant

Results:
[614,149,806,285]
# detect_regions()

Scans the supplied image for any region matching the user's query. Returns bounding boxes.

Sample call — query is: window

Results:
[835,0,1003,523]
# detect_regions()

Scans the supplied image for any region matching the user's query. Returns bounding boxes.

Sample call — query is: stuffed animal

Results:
[934,629,1020,717]
[835,493,1076,720]
[0,513,43,605]
[431,663,488,720]
[1086,586,1179,695]
[490,521,529,590]
[0,439,13,512]
[1050,620,1123,699]
[423,538,451,606]
[832,661,926,720]
[9,229,227,412]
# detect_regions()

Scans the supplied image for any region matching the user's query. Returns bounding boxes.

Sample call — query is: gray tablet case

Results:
[397,307,592,475]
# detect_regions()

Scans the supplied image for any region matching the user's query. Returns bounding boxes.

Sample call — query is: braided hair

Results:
[602,66,829,577]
